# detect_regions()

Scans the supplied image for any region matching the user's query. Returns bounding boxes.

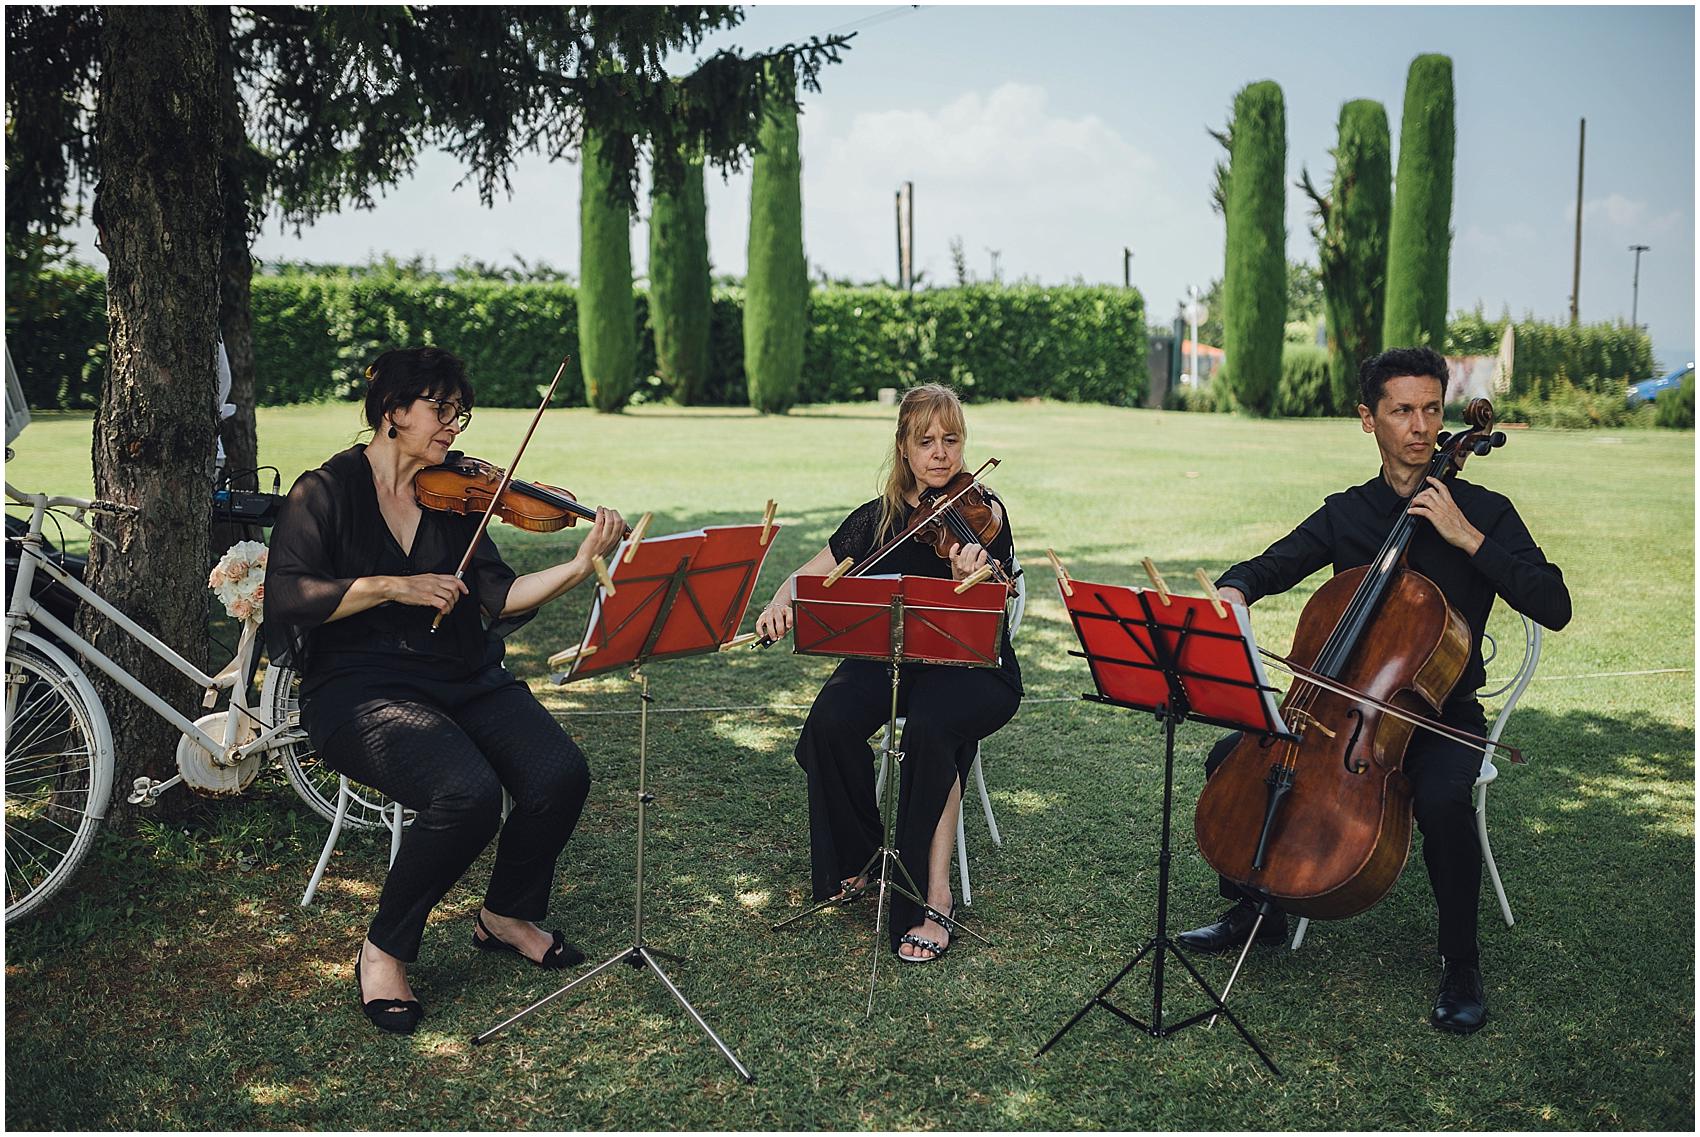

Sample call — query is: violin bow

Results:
[430,357,569,633]
[849,457,1004,579]
[1259,650,1525,764]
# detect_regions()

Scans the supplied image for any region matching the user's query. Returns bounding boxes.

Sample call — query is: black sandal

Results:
[897,932,951,963]
[472,913,585,970]
[897,903,955,963]
[355,953,422,1035]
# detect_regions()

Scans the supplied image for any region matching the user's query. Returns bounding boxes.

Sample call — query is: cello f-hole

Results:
[1342,708,1368,774]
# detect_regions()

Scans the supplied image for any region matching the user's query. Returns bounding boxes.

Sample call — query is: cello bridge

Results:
[1287,708,1337,740]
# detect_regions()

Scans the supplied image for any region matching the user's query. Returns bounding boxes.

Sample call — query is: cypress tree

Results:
[1220,80,1286,415]
[648,153,712,404]
[1384,54,1455,349]
[1302,99,1392,412]
[744,60,807,414]
[579,125,637,412]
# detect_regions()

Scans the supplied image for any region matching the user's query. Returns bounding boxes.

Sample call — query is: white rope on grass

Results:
[543,671,1689,719]
[1530,667,1692,682]
[547,695,1083,719]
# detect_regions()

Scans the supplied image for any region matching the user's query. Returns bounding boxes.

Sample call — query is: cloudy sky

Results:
[62,4,1700,370]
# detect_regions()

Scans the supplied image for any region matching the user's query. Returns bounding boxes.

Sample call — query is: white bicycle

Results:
[4,482,401,924]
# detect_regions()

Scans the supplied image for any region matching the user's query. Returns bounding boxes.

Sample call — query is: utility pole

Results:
[985,247,1001,284]
[1570,117,1585,326]
[895,181,914,292]
[1123,247,1133,288]
[1629,244,1650,329]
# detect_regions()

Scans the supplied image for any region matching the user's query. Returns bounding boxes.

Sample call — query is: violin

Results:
[907,470,1005,571]
[1192,400,1508,921]
[849,458,1010,583]
[747,458,1010,649]
[416,453,631,536]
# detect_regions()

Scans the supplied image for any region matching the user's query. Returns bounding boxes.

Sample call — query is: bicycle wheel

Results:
[259,661,395,830]
[5,643,111,923]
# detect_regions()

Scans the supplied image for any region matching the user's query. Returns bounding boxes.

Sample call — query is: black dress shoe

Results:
[1431,958,1487,1034]
[1175,902,1289,954]
[355,954,422,1036]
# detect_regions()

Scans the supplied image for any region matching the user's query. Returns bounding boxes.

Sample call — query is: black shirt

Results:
[1216,472,1571,712]
[827,493,1024,694]
[265,445,532,696]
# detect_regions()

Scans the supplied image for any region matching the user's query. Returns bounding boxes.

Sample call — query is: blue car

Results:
[1628,363,1694,404]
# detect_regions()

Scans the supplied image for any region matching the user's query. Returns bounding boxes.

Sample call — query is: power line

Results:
[817,5,923,38]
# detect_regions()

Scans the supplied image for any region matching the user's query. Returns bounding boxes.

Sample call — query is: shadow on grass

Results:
[5,568,1691,1130]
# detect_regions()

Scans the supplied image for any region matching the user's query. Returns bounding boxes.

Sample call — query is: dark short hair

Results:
[1357,346,1448,411]
[361,347,473,433]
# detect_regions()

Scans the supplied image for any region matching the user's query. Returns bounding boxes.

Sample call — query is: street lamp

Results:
[1628,244,1650,330]
[1182,286,1207,387]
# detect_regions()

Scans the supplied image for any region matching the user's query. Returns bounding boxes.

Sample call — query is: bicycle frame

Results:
[5,489,290,786]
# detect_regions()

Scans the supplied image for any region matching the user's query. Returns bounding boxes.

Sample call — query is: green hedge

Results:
[801,286,1147,405]
[1654,370,1695,429]
[8,272,1146,409]
[1445,310,1653,396]
[6,263,107,409]
[1274,343,1333,417]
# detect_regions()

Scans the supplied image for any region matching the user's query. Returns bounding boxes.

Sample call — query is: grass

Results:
[4,402,1694,1130]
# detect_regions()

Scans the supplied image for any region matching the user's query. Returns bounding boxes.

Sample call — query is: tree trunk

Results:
[84,8,224,825]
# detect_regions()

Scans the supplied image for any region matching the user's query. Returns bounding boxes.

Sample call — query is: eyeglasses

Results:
[418,396,472,430]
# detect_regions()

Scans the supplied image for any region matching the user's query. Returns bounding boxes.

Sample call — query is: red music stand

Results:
[472,522,779,1083]
[1036,577,1287,1077]
[772,572,1008,1018]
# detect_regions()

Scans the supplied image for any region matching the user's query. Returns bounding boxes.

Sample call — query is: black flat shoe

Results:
[473,913,585,970]
[1175,901,1289,954]
[1431,958,1487,1034]
[354,954,422,1035]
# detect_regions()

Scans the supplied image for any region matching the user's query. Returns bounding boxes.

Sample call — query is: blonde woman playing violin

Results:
[756,384,1021,962]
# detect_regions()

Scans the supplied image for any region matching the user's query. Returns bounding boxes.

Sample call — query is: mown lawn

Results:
[4,402,1693,1130]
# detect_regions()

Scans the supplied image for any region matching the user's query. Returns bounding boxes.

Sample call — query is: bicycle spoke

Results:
[6,747,94,783]
[7,687,79,754]
[6,828,64,884]
[8,803,91,840]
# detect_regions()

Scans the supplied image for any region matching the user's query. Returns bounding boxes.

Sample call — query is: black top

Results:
[1216,472,1572,712]
[265,446,532,695]
[828,492,1023,694]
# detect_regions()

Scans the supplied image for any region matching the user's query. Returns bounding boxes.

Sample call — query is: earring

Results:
[387,424,397,439]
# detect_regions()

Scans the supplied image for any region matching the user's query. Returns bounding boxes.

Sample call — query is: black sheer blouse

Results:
[827,492,1023,694]
[265,446,533,695]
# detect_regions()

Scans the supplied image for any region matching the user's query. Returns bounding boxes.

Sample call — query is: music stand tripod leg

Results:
[1208,897,1276,1029]
[473,668,754,1084]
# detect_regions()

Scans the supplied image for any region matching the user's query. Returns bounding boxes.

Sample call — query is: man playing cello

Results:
[1177,346,1572,1033]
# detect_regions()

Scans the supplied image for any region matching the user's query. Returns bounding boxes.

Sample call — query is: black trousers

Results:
[794,658,1020,952]
[306,670,591,963]
[1203,701,1488,963]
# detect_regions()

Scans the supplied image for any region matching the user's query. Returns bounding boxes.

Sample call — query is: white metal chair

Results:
[301,776,408,906]
[300,778,517,906]
[1290,612,1543,948]
[874,558,1026,908]
[301,781,515,907]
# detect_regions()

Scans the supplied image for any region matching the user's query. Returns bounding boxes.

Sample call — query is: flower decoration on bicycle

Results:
[209,540,268,623]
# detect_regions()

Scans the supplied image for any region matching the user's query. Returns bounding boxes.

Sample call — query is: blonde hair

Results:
[875,384,968,543]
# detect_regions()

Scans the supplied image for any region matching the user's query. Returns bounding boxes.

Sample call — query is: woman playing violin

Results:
[755,384,1022,962]
[267,347,625,1035]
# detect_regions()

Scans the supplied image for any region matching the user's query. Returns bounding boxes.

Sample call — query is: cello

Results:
[1192,399,1508,921]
